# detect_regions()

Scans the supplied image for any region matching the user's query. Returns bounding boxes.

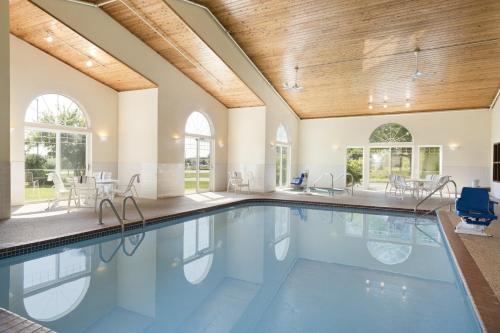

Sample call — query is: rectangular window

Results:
[419,146,441,179]
[24,129,89,202]
[391,147,412,177]
[346,147,364,186]
[369,147,413,183]
[369,148,390,183]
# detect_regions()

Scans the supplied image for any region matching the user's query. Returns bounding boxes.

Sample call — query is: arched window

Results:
[275,124,290,188]
[25,94,88,128]
[24,94,90,203]
[369,123,412,143]
[185,111,212,137]
[274,207,290,261]
[23,248,91,321]
[366,215,412,265]
[184,112,214,194]
[183,217,214,284]
[276,124,288,144]
[366,242,412,265]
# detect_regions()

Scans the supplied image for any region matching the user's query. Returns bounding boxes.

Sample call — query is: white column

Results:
[0,1,11,219]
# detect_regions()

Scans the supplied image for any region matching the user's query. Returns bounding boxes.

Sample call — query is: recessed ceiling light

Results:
[89,47,98,57]
[85,59,93,68]
[45,35,54,43]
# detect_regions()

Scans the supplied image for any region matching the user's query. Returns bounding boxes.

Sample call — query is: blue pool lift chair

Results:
[455,187,497,236]
[291,171,308,190]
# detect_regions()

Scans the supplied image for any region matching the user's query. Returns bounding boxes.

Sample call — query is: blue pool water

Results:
[0,204,482,332]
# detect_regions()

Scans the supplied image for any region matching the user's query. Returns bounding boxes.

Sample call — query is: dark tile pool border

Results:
[437,211,500,333]
[0,198,425,259]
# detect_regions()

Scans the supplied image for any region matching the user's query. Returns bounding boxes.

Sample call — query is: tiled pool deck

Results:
[1,190,499,332]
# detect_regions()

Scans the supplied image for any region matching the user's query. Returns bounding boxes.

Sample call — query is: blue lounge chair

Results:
[455,187,497,236]
[291,171,308,190]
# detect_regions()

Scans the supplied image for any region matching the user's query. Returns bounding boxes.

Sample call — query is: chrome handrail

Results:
[99,198,125,232]
[122,196,146,227]
[98,237,124,263]
[122,232,146,256]
[414,179,458,214]
[311,172,354,195]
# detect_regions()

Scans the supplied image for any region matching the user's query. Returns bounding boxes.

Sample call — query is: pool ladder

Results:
[310,172,354,196]
[98,195,145,232]
[98,195,146,262]
[414,179,458,216]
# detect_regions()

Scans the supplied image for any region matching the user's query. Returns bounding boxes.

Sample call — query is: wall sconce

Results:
[218,140,225,148]
[332,144,340,151]
[172,134,182,144]
[448,143,460,151]
[98,133,109,142]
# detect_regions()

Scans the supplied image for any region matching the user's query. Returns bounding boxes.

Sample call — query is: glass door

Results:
[184,136,212,194]
[275,145,289,188]
[369,147,412,185]
[346,147,364,186]
[24,129,89,202]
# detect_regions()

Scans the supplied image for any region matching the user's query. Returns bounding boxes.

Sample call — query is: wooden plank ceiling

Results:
[197,0,500,118]
[95,0,263,108]
[9,0,156,91]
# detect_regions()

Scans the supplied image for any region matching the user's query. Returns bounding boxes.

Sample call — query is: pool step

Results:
[0,308,55,332]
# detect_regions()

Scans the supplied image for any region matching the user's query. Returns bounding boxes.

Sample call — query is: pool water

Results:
[0,204,482,332]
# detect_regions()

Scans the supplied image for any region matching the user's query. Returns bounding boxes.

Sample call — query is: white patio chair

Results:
[396,176,418,199]
[70,176,99,212]
[421,174,440,197]
[113,174,140,197]
[385,174,397,196]
[227,171,243,192]
[237,171,252,193]
[47,172,72,211]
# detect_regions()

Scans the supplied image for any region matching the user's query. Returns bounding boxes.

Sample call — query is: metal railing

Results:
[414,179,458,215]
[123,196,146,227]
[310,172,354,196]
[98,198,124,232]
[98,195,146,262]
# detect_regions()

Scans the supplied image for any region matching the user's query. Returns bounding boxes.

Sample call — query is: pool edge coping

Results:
[437,211,500,333]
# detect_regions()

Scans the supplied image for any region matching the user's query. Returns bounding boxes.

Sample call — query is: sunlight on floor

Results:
[185,192,225,202]
[11,201,69,218]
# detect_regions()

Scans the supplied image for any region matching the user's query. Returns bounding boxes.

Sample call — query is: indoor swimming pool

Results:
[0,203,482,332]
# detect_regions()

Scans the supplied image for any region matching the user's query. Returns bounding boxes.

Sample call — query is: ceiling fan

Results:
[283,65,303,92]
[412,47,423,81]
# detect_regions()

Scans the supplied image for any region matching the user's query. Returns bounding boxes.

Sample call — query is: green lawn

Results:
[25,186,55,202]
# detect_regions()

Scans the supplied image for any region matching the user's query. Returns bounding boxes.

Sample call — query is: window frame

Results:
[417,145,443,179]
[368,145,414,183]
[345,146,364,186]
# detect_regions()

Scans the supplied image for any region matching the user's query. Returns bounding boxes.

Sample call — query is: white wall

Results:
[166,0,300,192]
[0,1,10,218]
[491,91,500,198]
[33,0,229,198]
[299,109,491,190]
[118,89,158,199]
[9,36,119,205]
[228,106,266,192]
